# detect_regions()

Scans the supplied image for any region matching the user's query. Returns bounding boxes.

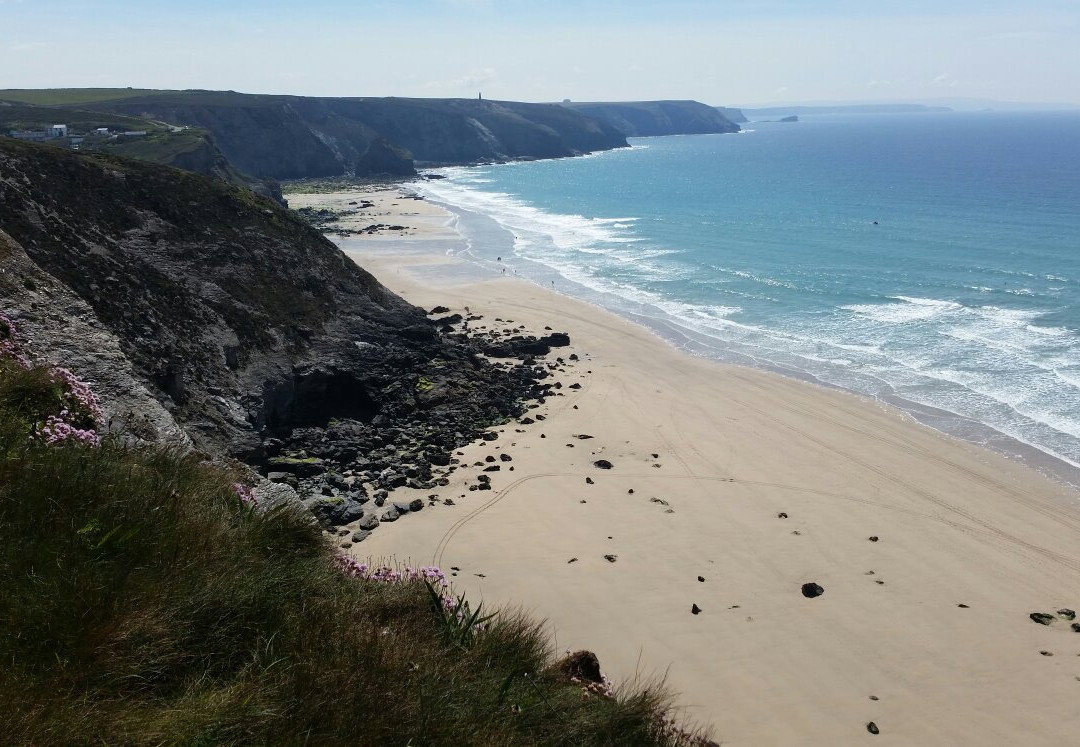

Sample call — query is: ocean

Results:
[413,111,1080,484]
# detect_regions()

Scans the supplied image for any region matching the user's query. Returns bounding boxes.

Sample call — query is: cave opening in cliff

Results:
[271,371,379,431]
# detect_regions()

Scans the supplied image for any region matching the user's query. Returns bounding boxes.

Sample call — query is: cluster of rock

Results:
[252,309,575,539]
[1029,608,1079,632]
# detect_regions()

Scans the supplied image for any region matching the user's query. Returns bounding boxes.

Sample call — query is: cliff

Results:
[0,140,556,491]
[1,90,629,178]
[559,100,740,137]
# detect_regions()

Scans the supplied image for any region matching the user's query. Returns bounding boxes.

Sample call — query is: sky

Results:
[2,0,1079,106]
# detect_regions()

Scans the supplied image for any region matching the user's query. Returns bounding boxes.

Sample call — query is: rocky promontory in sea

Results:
[0,138,571,532]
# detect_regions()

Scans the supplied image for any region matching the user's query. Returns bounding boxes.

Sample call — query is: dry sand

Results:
[312,187,1080,744]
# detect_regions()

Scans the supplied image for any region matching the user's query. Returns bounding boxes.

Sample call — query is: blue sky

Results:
[2,0,1078,105]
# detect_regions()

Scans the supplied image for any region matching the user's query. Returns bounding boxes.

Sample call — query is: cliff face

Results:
[715,106,748,124]
[85,92,628,178]
[560,100,740,137]
[0,140,550,481]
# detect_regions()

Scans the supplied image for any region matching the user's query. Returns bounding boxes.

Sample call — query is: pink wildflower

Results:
[234,483,258,507]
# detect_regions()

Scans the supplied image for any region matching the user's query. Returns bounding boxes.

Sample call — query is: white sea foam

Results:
[420,168,1080,470]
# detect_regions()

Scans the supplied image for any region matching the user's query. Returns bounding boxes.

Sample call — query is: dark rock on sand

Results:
[801,582,825,598]
[556,650,603,684]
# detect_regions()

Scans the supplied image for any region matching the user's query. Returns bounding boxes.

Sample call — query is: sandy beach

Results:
[308,187,1080,744]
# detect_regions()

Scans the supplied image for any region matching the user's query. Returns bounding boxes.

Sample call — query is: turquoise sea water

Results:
[414,112,1080,482]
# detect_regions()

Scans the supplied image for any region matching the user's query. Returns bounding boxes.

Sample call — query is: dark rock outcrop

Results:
[0,140,555,502]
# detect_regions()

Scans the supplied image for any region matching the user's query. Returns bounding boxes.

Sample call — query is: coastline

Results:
[410,181,1080,492]
[307,186,1080,743]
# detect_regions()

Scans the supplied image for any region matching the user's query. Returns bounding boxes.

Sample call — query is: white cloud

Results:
[423,67,497,94]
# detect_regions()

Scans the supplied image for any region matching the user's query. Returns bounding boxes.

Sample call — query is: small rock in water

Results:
[1058,608,1076,621]
[691,604,702,615]
[1030,612,1056,626]
[801,582,825,599]
[604,554,618,563]
[867,722,880,735]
